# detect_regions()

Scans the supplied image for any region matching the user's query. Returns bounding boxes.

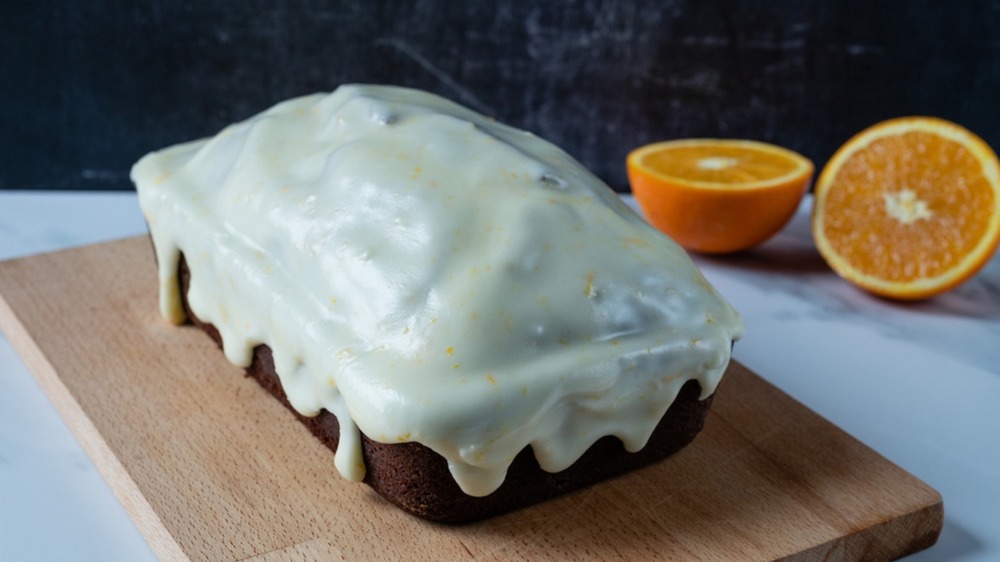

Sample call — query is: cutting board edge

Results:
[0,247,191,562]
[785,499,944,562]
[0,236,947,562]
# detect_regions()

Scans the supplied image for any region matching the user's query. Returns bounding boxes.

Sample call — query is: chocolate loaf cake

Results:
[179,255,713,522]
[133,84,743,523]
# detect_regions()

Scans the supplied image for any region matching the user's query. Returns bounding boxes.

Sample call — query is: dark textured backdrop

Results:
[3,0,1000,192]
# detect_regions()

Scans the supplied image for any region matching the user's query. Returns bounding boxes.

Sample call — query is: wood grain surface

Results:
[0,237,943,561]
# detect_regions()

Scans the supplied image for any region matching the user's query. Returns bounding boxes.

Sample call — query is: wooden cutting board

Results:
[0,237,942,562]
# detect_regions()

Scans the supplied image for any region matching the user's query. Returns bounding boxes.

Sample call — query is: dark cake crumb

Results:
[178,255,713,523]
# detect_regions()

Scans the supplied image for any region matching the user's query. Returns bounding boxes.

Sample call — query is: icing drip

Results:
[132,84,744,496]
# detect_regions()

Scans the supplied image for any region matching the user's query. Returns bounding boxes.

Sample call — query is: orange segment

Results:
[813,117,1000,300]
[639,143,803,186]
[627,139,813,253]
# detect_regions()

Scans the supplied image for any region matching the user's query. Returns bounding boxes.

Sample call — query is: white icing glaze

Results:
[132,84,744,497]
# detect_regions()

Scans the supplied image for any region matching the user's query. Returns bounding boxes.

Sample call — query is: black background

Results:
[3,0,1000,192]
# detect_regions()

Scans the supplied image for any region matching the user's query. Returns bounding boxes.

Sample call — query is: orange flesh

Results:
[821,131,996,282]
[641,145,801,185]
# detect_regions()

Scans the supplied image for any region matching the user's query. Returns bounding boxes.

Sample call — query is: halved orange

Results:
[812,117,1000,300]
[627,139,813,253]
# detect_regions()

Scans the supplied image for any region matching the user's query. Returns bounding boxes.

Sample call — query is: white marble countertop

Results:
[0,190,996,561]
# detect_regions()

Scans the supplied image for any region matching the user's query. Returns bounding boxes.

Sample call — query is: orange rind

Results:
[627,139,813,254]
[812,117,1000,300]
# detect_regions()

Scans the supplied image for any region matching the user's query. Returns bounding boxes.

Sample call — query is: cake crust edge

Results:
[178,254,714,523]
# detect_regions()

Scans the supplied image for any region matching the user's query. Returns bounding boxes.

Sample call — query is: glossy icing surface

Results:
[132,84,743,496]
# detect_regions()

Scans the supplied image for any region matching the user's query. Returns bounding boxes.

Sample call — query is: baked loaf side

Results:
[179,256,713,523]
[133,84,743,503]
